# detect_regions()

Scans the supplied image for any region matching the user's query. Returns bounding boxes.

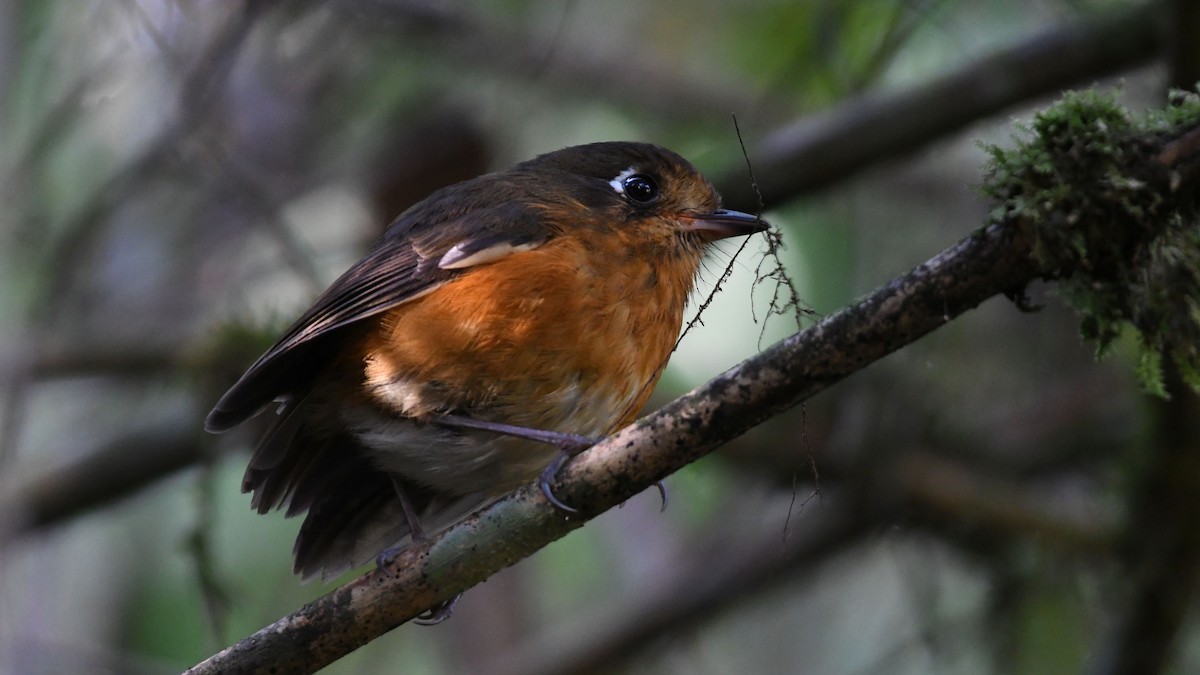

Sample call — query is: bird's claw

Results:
[375,545,401,571]
[415,594,460,625]
[539,452,669,514]
[539,452,578,514]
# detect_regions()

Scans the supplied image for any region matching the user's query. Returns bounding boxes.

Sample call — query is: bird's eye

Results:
[622,174,659,203]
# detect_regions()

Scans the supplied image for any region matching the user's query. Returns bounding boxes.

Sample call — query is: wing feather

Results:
[205,179,556,432]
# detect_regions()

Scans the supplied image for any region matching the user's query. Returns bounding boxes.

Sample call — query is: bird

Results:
[206,141,767,583]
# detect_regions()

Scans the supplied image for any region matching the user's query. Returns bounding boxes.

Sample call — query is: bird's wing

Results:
[205,189,554,432]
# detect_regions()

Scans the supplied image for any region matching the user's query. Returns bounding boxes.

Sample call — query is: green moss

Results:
[981,89,1200,396]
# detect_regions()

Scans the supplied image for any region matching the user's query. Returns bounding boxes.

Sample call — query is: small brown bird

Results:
[206,142,766,582]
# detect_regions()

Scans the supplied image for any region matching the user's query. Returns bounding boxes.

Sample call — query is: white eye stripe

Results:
[608,166,638,195]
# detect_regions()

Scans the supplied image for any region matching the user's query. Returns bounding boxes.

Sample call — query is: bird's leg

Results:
[436,413,597,453]
[376,476,458,625]
[393,476,428,540]
[436,413,593,512]
[376,476,428,571]
[434,413,668,514]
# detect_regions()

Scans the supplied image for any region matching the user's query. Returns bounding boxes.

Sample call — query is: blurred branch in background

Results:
[718,3,1160,208]
[1090,362,1200,675]
[329,0,795,123]
[486,492,873,675]
[1086,5,1200,672]
[0,420,203,538]
[488,448,1118,675]
[0,0,269,477]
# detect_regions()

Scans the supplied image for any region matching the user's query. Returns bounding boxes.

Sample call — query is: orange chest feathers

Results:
[357,235,702,435]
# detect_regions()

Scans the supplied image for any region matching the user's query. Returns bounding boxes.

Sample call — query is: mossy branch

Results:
[981,89,1200,394]
[186,89,1200,674]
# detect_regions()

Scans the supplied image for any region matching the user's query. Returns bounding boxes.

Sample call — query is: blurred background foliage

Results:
[0,0,1196,673]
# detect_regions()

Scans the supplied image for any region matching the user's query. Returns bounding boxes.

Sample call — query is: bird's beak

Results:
[679,209,769,240]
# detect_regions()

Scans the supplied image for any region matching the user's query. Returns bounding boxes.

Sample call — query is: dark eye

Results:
[622,174,659,203]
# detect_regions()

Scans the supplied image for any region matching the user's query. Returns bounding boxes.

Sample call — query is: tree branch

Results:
[0,422,206,540]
